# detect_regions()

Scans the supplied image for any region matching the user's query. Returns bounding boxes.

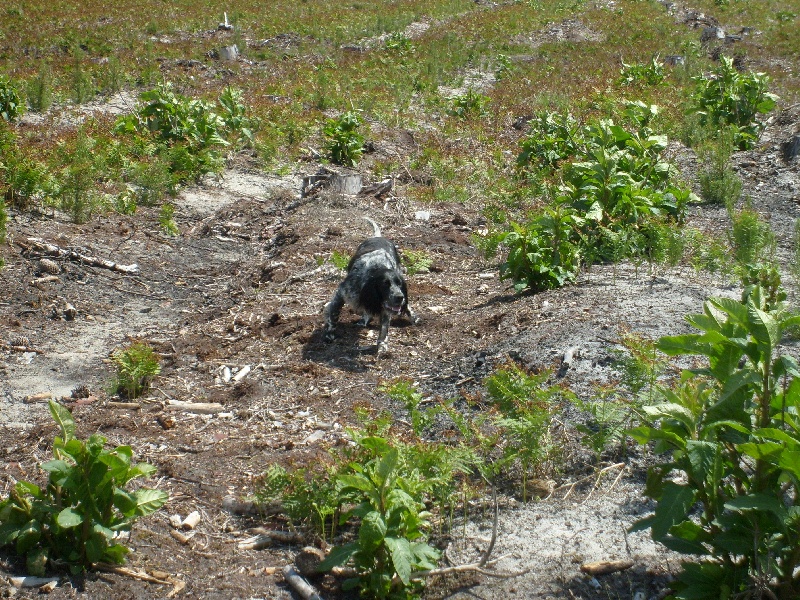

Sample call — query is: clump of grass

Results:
[26,66,54,112]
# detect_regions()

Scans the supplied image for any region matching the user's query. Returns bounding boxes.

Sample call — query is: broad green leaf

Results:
[376,448,399,486]
[650,482,695,541]
[48,400,75,441]
[778,451,800,479]
[359,511,387,548]
[673,561,728,600]
[56,507,84,529]
[725,493,787,519]
[318,542,359,571]
[127,462,157,481]
[15,480,42,498]
[411,541,441,570]
[660,534,709,555]
[131,489,169,516]
[657,334,714,357]
[41,460,70,486]
[103,542,129,565]
[385,536,412,585]
[16,519,41,554]
[686,441,720,485]
[747,304,778,355]
[709,297,748,325]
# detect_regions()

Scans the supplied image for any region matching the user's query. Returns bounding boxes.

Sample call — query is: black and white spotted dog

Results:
[323,218,418,352]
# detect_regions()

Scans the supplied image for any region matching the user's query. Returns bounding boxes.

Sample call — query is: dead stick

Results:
[25,237,140,275]
[282,565,324,600]
[94,564,171,585]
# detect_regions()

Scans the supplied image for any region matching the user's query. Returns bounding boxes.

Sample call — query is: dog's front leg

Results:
[376,312,391,353]
[323,290,345,342]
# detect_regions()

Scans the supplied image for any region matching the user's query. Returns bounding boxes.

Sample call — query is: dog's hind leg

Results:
[323,290,345,342]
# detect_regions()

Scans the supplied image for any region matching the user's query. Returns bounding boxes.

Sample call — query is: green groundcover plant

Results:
[0,401,168,575]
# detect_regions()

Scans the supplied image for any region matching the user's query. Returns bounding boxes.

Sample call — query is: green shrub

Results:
[402,249,432,276]
[323,111,364,167]
[630,275,800,599]
[0,75,24,122]
[517,111,580,175]
[111,342,161,398]
[318,442,441,599]
[56,129,102,223]
[0,401,168,574]
[159,202,178,236]
[1,123,54,210]
[689,56,777,150]
[482,206,582,293]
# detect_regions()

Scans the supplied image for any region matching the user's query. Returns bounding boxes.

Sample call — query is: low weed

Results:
[447,88,490,119]
[323,111,364,167]
[0,401,168,574]
[329,249,350,270]
[618,56,666,87]
[159,202,178,236]
[69,64,95,104]
[402,249,433,276]
[111,342,161,399]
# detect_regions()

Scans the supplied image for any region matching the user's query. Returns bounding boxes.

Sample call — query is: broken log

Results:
[23,238,140,275]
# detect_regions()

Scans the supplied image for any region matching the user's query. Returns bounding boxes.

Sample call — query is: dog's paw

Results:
[323,329,336,343]
[376,341,390,356]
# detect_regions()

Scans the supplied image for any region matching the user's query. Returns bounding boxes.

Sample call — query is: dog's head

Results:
[362,268,407,315]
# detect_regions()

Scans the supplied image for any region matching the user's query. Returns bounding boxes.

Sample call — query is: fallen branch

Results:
[556,462,626,501]
[238,530,303,550]
[23,237,140,275]
[580,559,634,576]
[282,565,324,600]
[8,575,61,588]
[166,400,225,414]
[94,564,171,585]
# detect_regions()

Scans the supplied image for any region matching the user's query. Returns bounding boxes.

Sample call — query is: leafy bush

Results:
[494,113,694,293]
[689,56,777,150]
[323,111,364,167]
[0,401,168,574]
[517,111,581,175]
[111,342,161,398]
[319,442,441,599]
[482,206,581,293]
[630,274,800,599]
[0,75,24,122]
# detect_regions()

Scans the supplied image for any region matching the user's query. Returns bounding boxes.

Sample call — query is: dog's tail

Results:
[363,217,382,238]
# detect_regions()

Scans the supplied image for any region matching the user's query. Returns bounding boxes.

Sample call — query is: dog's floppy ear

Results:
[358,269,386,314]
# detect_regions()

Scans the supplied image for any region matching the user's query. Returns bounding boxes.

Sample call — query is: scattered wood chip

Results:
[23,392,53,404]
[170,529,194,545]
[107,401,141,410]
[182,510,201,530]
[295,546,325,577]
[580,559,635,576]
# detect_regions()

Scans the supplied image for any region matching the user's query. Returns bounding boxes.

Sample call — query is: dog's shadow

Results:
[302,321,381,372]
